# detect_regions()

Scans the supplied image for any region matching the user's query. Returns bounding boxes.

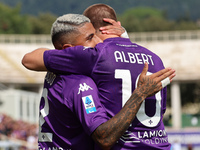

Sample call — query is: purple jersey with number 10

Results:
[38,72,109,150]
[44,37,171,150]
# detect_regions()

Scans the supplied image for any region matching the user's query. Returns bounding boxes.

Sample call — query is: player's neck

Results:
[100,34,119,41]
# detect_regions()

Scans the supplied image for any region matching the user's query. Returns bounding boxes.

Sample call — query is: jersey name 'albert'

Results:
[114,51,154,65]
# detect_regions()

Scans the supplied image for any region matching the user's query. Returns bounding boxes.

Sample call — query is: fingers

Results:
[136,65,176,97]
[100,26,113,31]
[140,62,148,77]
[99,18,124,36]
[150,67,175,81]
[117,21,121,26]
[100,25,121,32]
[169,73,176,82]
[101,29,121,35]
[136,63,148,88]
[161,77,170,88]
[136,64,175,97]
[151,67,171,78]
[102,18,119,26]
[100,27,124,36]
[153,68,176,89]
[156,69,176,83]
[99,20,120,32]
[100,22,119,30]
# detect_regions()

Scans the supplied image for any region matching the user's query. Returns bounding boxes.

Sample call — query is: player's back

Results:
[38,72,108,150]
[94,37,165,117]
[93,37,171,149]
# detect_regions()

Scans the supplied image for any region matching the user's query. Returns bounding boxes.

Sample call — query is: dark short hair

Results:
[83,4,117,30]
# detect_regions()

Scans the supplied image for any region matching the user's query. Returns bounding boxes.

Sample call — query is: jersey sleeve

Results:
[44,46,100,76]
[64,76,109,136]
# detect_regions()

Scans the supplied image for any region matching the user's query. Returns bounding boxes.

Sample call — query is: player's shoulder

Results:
[103,37,132,45]
[62,45,96,54]
[74,75,95,85]
[61,74,96,88]
[137,43,161,56]
[135,43,151,51]
[61,75,97,98]
[96,37,133,50]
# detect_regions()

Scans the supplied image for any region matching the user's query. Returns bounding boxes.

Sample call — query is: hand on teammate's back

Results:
[136,63,175,98]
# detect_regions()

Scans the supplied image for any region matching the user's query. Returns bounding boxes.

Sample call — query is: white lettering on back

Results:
[114,51,154,65]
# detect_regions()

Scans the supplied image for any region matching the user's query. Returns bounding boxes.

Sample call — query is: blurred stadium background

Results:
[0,31,199,149]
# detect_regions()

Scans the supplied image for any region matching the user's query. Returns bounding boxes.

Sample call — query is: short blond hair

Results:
[51,14,90,48]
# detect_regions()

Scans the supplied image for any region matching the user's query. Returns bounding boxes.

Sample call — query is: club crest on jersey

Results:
[78,83,93,94]
[82,95,96,114]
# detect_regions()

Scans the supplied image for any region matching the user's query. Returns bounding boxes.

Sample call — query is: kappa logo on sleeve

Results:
[78,83,93,94]
[82,95,97,114]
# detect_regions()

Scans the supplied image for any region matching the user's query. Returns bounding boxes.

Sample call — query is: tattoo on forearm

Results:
[92,74,159,148]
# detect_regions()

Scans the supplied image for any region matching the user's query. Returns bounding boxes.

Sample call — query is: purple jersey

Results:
[38,72,109,150]
[44,37,171,149]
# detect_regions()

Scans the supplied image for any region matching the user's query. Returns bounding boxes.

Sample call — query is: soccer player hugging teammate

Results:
[22,4,176,150]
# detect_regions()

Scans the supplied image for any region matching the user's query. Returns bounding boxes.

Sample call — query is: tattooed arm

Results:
[91,63,176,150]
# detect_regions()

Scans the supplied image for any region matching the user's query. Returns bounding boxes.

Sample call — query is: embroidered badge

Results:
[82,95,96,114]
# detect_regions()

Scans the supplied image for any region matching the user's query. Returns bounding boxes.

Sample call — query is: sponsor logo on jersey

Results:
[120,130,140,143]
[78,83,93,94]
[82,95,96,114]
[119,129,169,145]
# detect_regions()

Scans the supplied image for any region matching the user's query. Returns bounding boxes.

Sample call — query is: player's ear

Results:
[62,44,73,49]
